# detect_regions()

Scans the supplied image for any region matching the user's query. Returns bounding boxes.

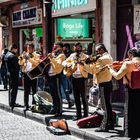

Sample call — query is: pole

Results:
[45,0,53,54]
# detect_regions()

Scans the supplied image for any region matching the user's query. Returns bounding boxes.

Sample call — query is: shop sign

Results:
[12,7,42,28]
[56,18,89,38]
[134,5,140,34]
[52,0,96,17]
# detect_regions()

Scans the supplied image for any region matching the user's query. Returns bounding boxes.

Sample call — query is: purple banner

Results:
[126,25,134,48]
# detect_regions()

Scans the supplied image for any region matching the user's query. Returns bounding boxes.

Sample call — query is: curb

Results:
[0,103,107,140]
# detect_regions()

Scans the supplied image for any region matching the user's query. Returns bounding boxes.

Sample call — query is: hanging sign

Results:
[12,7,42,28]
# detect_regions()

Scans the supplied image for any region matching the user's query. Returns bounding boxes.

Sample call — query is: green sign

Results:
[57,18,89,38]
[52,0,88,10]
[36,27,43,37]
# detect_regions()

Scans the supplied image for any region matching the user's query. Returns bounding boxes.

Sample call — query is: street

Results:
[0,109,80,140]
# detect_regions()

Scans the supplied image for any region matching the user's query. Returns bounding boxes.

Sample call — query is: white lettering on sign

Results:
[53,0,88,10]
[63,23,83,30]
[12,8,42,28]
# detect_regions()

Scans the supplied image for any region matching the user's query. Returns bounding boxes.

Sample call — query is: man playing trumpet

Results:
[18,43,41,110]
[47,42,65,117]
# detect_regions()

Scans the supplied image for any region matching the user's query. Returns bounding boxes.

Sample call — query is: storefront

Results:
[11,1,43,54]
[52,0,96,53]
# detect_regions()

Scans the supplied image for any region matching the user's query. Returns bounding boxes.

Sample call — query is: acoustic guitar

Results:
[63,60,77,77]
[27,56,50,80]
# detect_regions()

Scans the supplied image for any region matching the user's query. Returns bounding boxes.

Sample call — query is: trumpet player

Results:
[47,42,65,117]
[18,43,41,110]
[62,42,89,120]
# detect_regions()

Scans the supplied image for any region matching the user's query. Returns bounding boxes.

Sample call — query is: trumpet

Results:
[18,51,33,60]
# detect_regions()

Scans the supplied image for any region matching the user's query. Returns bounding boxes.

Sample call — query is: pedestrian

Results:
[108,48,140,140]
[18,43,41,110]
[1,48,9,90]
[60,43,74,108]
[63,42,89,120]
[84,43,114,132]
[4,44,20,108]
[47,41,65,117]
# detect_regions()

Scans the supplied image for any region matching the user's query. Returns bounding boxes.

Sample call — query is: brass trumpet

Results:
[18,51,33,60]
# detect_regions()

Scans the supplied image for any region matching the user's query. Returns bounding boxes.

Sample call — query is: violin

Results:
[112,61,123,70]
[85,54,101,64]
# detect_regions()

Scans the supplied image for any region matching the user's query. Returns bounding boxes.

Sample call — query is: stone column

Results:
[102,0,116,60]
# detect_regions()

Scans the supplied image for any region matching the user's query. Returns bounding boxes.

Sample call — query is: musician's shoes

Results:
[68,101,74,109]
[10,103,22,107]
[72,116,82,121]
[48,109,56,114]
[95,127,109,132]
[54,113,62,117]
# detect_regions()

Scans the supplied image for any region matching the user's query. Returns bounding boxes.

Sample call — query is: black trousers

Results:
[99,81,114,129]
[128,87,140,138]
[23,73,37,108]
[72,77,88,118]
[47,74,62,114]
[9,75,19,106]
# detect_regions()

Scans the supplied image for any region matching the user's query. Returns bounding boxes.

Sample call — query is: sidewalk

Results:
[0,85,131,140]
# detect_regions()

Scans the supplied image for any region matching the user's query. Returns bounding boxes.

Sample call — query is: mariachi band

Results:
[18,42,140,139]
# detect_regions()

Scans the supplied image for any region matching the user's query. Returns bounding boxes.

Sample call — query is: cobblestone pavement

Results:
[0,109,80,140]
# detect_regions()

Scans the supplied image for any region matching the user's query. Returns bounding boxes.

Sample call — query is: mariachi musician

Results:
[18,43,41,110]
[62,42,89,121]
[108,48,140,139]
[47,42,65,117]
[83,43,114,132]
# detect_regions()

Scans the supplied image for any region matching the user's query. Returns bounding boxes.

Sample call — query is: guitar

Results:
[27,56,50,80]
[63,60,77,77]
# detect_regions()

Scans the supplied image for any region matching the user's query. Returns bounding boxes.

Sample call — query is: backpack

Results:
[31,91,52,114]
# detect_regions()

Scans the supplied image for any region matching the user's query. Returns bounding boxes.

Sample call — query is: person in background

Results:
[108,48,140,140]
[18,43,41,110]
[84,43,114,132]
[60,43,74,108]
[63,42,89,120]
[4,44,20,108]
[47,41,65,117]
[1,48,9,90]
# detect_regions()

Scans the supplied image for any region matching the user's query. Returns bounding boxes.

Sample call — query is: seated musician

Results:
[47,42,65,117]
[62,42,89,121]
[18,43,41,110]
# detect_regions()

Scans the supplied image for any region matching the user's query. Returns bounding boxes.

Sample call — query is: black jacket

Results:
[4,51,20,77]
